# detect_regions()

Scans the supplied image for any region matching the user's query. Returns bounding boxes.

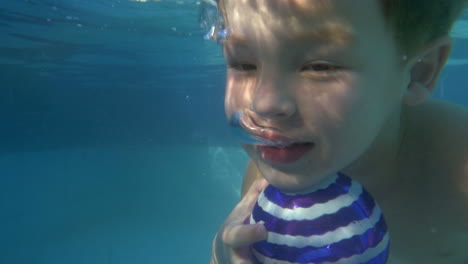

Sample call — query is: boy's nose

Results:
[250,78,296,119]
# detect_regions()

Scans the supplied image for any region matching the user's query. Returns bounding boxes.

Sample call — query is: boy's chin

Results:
[255,161,333,194]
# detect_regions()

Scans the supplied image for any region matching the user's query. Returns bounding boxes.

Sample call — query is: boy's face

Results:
[222,0,408,192]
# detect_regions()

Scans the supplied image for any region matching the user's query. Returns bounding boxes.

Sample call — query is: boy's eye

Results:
[300,61,346,80]
[229,63,257,72]
[301,62,341,72]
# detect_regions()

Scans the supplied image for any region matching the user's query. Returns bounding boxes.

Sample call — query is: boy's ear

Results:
[404,35,452,106]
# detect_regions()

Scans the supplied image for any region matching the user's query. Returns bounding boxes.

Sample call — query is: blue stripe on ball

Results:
[364,244,390,264]
[255,179,364,222]
[252,189,377,237]
[263,174,352,208]
[252,215,388,263]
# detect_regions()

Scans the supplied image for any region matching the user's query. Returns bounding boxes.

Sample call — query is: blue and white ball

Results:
[250,173,390,264]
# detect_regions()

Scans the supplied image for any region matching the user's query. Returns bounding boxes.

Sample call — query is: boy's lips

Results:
[238,114,315,164]
[256,143,314,164]
[240,114,296,146]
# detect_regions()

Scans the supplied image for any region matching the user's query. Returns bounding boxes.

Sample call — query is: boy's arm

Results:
[241,160,264,198]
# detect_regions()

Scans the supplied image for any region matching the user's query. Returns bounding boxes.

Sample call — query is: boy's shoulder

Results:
[409,98,468,155]
[393,99,468,263]
[406,98,468,200]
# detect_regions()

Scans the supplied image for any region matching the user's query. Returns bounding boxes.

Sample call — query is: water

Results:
[0,1,244,263]
[0,1,467,263]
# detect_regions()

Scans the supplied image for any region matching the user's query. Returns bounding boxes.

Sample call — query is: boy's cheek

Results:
[224,76,255,115]
[224,82,240,117]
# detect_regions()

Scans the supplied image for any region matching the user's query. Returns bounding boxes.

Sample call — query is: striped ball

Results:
[250,173,390,264]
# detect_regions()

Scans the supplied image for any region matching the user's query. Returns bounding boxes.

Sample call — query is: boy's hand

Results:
[211,178,269,264]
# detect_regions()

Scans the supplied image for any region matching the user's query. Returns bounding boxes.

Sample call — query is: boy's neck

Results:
[341,106,408,195]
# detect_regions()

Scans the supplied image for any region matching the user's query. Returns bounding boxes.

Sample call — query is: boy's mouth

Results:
[239,114,297,146]
[256,142,314,164]
[233,111,315,164]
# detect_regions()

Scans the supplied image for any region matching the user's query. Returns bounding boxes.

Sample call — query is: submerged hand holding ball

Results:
[250,173,390,264]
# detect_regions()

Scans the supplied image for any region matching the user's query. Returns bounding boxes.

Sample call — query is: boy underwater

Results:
[205,0,468,263]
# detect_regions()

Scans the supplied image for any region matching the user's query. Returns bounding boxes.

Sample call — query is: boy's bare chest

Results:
[382,194,467,263]
[361,101,468,262]
[371,172,468,263]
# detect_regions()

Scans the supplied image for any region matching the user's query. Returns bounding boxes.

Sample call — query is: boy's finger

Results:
[226,179,268,224]
[222,223,267,248]
[240,178,269,208]
[227,178,268,223]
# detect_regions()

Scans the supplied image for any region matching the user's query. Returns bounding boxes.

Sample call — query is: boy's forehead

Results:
[223,0,333,14]
[223,0,382,44]
[224,0,334,28]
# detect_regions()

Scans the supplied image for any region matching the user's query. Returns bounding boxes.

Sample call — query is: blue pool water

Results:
[0,1,467,263]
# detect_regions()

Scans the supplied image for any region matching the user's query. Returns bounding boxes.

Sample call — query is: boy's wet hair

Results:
[215,0,467,58]
[381,0,467,58]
